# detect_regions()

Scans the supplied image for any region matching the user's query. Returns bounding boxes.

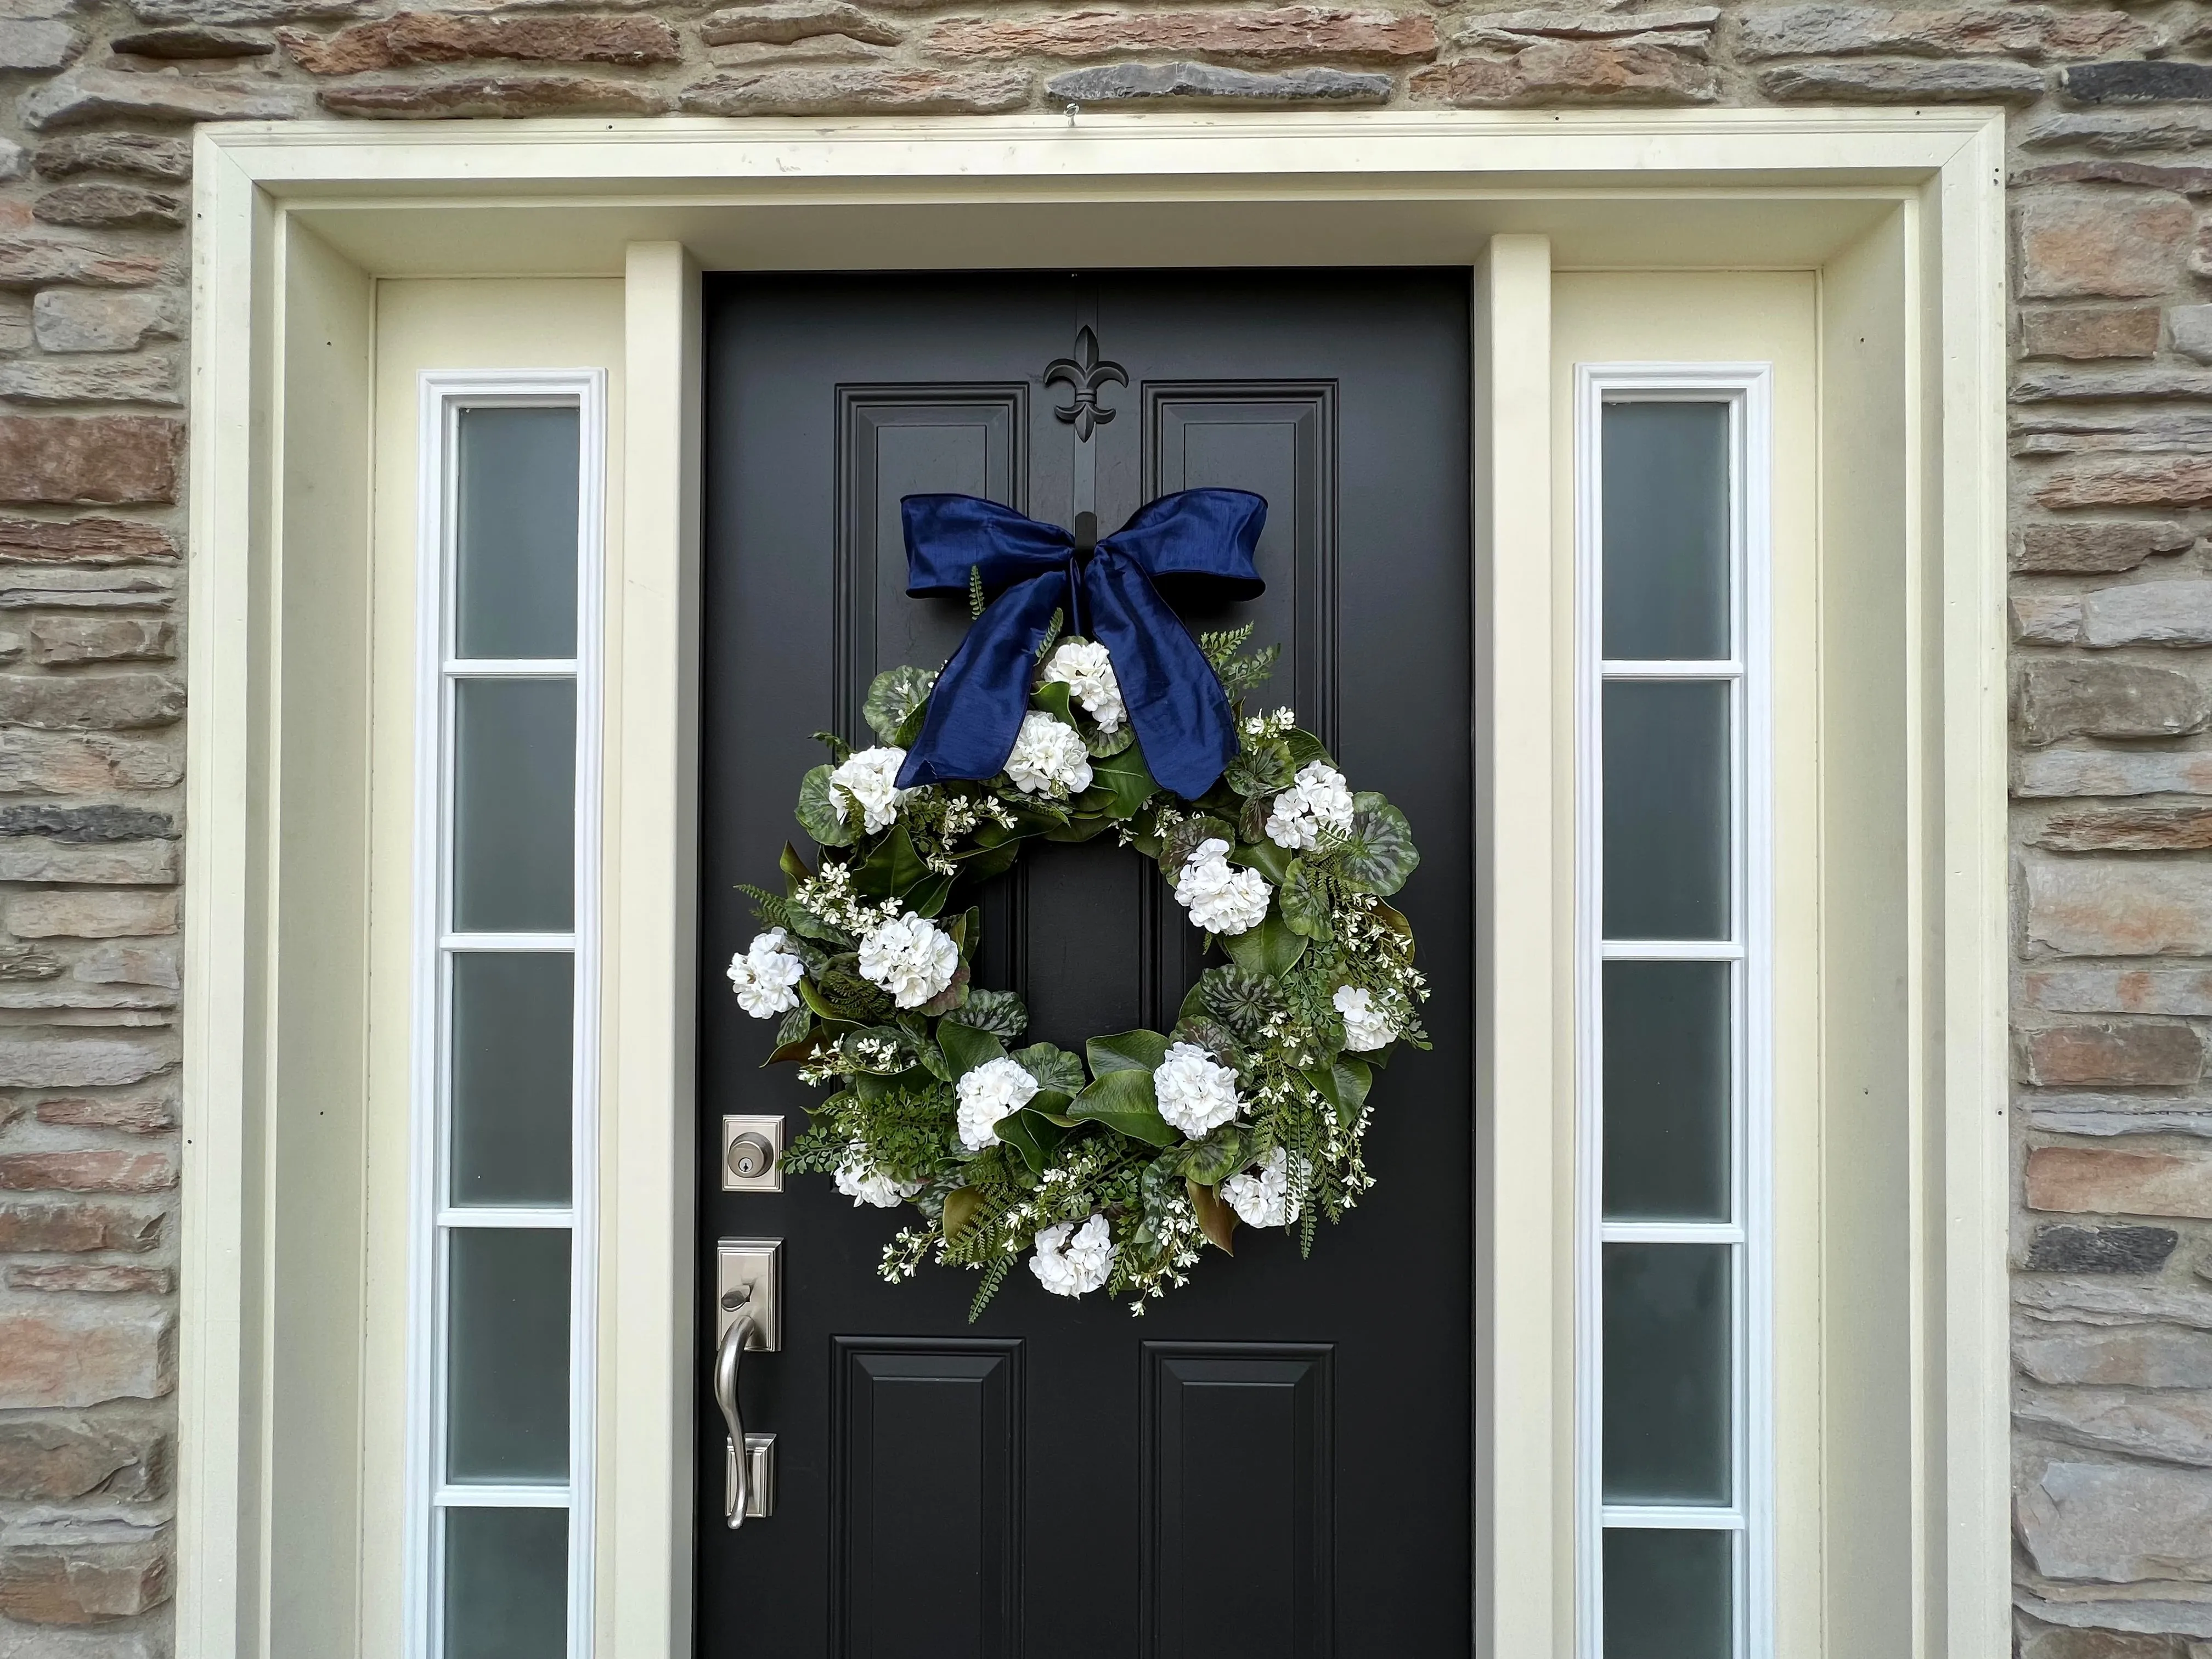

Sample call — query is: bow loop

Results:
[893,489,1266,799]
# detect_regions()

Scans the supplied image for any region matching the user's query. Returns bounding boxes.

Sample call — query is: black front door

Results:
[698,270,1472,1656]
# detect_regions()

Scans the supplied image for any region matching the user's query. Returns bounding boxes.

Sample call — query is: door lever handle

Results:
[713,1290,771,1528]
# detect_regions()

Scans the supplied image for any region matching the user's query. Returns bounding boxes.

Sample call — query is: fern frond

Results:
[968,563,986,620]
[1197,623,1254,669]
[737,883,797,929]
[1035,607,1064,662]
[967,1254,1015,1322]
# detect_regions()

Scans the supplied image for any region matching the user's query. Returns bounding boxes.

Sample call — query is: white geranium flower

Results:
[1333,984,1397,1052]
[1265,760,1356,851]
[855,912,959,1009]
[956,1056,1039,1151]
[833,1144,921,1209]
[725,927,805,1018]
[1223,1147,1301,1228]
[1172,837,1272,936]
[1004,711,1093,797]
[1042,638,1125,732]
[831,746,911,834]
[1029,1214,1114,1298]
[1152,1041,1243,1138]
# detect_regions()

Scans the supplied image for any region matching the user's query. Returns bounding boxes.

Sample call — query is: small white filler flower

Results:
[956,1056,1039,1151]
[1042,638,1126,732]
[1152,1041,1243,1138]
[1003,710,1094,796]
[726,927,806,1018]
[1172,838,1272,936]
[830,746,911,834]
[855,912,960,1009]
[833,1144,921,1209]
[1333,984,1397,1052]
[1265,760,1356,851]
[1030,1214,1114,1297]
[1223,1147,1300,1228]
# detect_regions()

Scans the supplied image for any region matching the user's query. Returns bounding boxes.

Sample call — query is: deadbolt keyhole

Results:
[727,1132,774,1182]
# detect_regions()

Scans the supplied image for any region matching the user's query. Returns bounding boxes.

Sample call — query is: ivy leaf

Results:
[1330,793,1419,896]
[1087,744,1159,820]
[1222,909,1307,977]
[943,1186,983,1243]
[1086,1028,1172,1078]
[1011,1042,1087,1097]
[795,764,855,848]
[943,988,1028,1040]
[996,1109,1069,1175]
[1277,860,1334,941]
[1066,1066,1177,1147]
[864,666,938,746]
[1187,1179,1237,1255]
[937,1018,1006,1079]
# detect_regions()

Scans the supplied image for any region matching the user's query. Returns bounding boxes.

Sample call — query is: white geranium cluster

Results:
[831,746,911,834]
[1030,1214,1114,1297]
[1333,984,1398,1052]
[834,1144,922,1209]
[956,1056,1039,1151]
[1152,1042,1243,1138]
[855,912,959,1009]
[725,927,805,1018]
[1042,638,1125,732]
[1265,760,1355,851]
[1172,838,1271,935]
[1004,712,1093,796]
[1223,1147,1301,1228]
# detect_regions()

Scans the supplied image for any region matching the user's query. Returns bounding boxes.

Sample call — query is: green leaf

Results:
[765,1032,828,1066]
[1187,1179,1237,1255]
[1198,966,1283,1042]
[1198,623,1254,669]
[904,871,956,919]
[1331,793,1419,896]
[937,1019,1006,1079]
[1169,1015,1244,1069]
[1011,1042,1087,1096]
[942,988,1028,1040]
[996,1109,1069,1174]
[1084,721,1135,758]
[795,764,855,848]
[915,961,970,1017]
[1087,744,1158,820]
[1300,1056,1373,1127]
[1221,909,1307,977]
[811,729,853,765]
[1086,1028,1172,1078]
[1277,859,1333,940]
[850,822,929,900]
[774,1005,813,1046]
[1161,813,1238,878]
[1042,815,1113,844]
[779,842,814,885]
[943,1186,983,1242]
[1031,679,1076,724]
[1283,728,1333,770]
[863,665,938,746]
[1181,1130,1248,1188]
[1224,738,1293,798]
[1066,1066,1177,1147]
[1373,900,1414,961]
[1230,837,1293,884]
[968,563,986,620]
[1215,640,1283,698]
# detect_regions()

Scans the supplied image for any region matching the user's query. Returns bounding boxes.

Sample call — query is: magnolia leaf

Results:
[1088,744,1158,820]
[904,871,955,919]
[795,764,855,848]
[1066,1066,1177,1147]
[1332,793,1419,896]
[801,969,890,1023]
[864,665,938,746]
[943,1186,983,1243]
[1222,909,1307,977]
[1277,860,1334,941]
[1161,814,1238,878]
[1187,1179,1237,1255]
[779,842,814,885]
[996,1109,1069,1175]
[764,1032,827,1066]
[1231,837,1293,885]
[1011,1042,1087,1096]
[937,1019,1006,1079]
[1300,1056,1373,1127]
[850,822,928,899]
[1031,679,1076,724]
[1086,1028,1172,1078]
[942,988,1028,1040]
[1042,815,1113,844]
[1373,900,1415,961]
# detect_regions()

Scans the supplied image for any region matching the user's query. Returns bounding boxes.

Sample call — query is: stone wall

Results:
[0,1,2205,1654]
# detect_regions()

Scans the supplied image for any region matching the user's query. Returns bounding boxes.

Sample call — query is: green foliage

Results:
[863,665,938,746]
[1161,814,1237,877]
[1276,859,1334,940]
[1084,745,1158,820]
[1198,623,1253,668]
[968,563,986,620]
[795,764,854,848]
[937,1019,1006,1079]
[1085,1028,1172,1076]
[1035,608,1064,663]
[1067,1066,1177,1147]
[1321,793,1419,896]
[1011,1042,1087,1098]
[1221,909,1308,977]
[943,988,1028,1040]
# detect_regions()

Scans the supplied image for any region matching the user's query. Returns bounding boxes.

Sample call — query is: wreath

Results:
[726,491,1425,1316]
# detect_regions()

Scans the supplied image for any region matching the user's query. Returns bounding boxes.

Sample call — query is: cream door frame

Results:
[183,109,2008,1658]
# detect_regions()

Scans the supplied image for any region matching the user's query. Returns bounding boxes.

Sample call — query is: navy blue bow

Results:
[893,489,1267,800]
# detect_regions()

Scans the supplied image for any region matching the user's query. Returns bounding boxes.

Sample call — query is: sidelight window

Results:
[1575,369,1773,1659]
[408,375,605,1659]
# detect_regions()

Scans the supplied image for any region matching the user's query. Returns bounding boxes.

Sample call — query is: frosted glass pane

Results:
[455,406,578,661]
[450,952,572,1207]
[1604,1528,1732,1659]
[447,1228,569,1483]
[1602,681,1729,941]
[1602,401,1730,662]
[443,1506,567,1659]
[1604,961,1730,1221]
[1603,1243,1731,1504]
[452,678,575,934]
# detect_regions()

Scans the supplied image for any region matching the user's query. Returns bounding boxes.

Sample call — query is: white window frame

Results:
[1573,363,1774,1659]
[405,369,608,1659]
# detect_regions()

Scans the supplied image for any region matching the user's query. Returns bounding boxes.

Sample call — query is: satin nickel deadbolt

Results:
[721,1114,784,1192]
[713,1239,781,1528]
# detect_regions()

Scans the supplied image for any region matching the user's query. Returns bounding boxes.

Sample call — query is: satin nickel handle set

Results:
[713,1237,781,1528]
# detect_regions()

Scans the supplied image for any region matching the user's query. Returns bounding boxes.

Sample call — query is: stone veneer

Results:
[0,1,2208,1654]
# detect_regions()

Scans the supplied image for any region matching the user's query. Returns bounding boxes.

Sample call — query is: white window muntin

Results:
[407,370,606,1659]
[1573,363,1774,1659]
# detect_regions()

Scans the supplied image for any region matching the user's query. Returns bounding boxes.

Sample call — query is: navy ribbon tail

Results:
[893,489,1267,798]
